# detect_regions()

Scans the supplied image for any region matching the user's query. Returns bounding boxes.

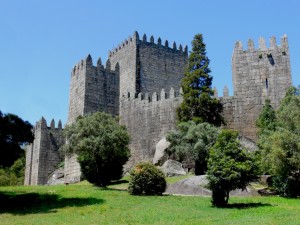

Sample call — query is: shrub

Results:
[128,162,166,195]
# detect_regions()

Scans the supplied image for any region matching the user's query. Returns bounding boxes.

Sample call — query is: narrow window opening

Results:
[266,78,269,90]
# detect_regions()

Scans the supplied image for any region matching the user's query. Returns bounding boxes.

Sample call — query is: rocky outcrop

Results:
[161,159,186,177]
[153,137,170,166]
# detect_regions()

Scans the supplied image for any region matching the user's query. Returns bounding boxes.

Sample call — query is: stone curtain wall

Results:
[25,118,64,185]
[222,35,292,141]
[120,88,182,169]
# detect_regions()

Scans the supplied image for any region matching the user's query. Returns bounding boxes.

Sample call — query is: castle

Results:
[24,31,292,185]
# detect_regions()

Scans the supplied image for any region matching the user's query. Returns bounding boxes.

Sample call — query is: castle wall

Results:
[68,60,89,124]
[109,33,138,96]
[24,118,64,185]
[224,35,292,140]
[138,35,188,94]
[120,88,181,168]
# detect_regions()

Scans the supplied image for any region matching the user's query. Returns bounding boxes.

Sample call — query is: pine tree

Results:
[177,34,224,126]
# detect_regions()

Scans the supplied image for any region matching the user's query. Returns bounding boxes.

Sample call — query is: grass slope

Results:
[0,182,299,225]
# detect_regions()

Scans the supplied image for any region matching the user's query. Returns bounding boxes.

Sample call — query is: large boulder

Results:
[161,159,187,177]
[165,175,260,196]
[47,168,65,185]
[153,137,170,166]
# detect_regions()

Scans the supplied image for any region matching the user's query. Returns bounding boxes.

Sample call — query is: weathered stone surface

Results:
[222,35,292,142]
[161,160,187,177]
[153,137,170,166]
[238,135,258,152]
[165,175,259,197]
[47,168,65,185]
[24,118,64,185]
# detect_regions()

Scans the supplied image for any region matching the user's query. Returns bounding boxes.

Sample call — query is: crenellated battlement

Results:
[71,54,120,75]
[234,34,289,52]
[121,87,182,103]
[108,31,188,57]
[35,117,63,130]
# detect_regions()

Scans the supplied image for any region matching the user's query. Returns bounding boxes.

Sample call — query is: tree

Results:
[177,34,224,126]
[0,111,34,168]
[258,87,300,197]
[207,129,258,207]
[167,121,219,174]
[62,111,130,187]
[256,99,277,135]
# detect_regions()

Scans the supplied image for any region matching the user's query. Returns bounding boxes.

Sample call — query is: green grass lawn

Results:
[0,181,299,225]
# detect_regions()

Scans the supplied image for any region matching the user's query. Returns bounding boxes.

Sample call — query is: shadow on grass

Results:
[108,180,129,185]
[0,191,104,215]
[219,202,272,209]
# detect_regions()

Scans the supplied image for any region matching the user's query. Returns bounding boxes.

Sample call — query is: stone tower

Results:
[64,31,188,182]
[24,118,64,185]
[222,35,292,140]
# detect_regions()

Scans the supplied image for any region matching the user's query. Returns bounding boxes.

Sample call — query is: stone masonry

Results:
[25,32,292,185]
[24,118,64,185]
[221,35,292,141]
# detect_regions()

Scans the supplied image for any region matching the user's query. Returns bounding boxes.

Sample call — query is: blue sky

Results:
[0,0,299,126]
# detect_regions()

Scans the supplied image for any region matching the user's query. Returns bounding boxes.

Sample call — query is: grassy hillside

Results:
[0,181,299,225]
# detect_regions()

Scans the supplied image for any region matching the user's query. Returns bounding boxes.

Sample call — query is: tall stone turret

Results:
[24,118,64,185]
[222,35,292,140]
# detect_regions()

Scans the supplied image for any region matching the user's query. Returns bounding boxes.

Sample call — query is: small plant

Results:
[258,53,262,59]
[128,162,166,195]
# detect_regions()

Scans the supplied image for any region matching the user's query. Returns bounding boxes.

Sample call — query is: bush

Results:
[272,176,300,197]
[128,162,166,195]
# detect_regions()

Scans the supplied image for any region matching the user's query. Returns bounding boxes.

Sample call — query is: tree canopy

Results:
[167,121,219,174]
[207,129,258,207]
[257,87,300,197]
[177,34,224,126]
[62,111,130,187]
[0,111,34,168]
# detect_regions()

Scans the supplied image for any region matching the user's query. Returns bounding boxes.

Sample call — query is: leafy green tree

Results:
[62,112,130,187]
[0,111,34,168]
[167,122,219,174]
[256,99,277,135]
[0,157,25,186]
[258,87,300,197]
[177,34,224,126]
[207,129,258,207]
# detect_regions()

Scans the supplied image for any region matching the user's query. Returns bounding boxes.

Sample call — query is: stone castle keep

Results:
[25,32,292,185]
